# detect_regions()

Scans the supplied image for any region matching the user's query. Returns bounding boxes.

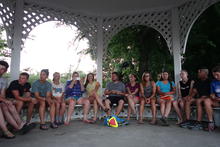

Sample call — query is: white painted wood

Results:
[10,0,24,81]
[96,18,104,90]
[25,0,190,16]
[171,7,182,88]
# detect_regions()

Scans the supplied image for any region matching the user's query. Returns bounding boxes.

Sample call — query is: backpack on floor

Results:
[104,115,128,128]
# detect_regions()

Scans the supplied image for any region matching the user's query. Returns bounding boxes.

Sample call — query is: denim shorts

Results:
[65,96,82,101]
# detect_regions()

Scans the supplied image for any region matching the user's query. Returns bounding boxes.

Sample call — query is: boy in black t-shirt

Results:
[185,68,211,130]
[6,72,37,123]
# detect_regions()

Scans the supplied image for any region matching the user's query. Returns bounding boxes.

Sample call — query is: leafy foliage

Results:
[0,25,10,57]
[104,25,173,85]
[183,3,220,79]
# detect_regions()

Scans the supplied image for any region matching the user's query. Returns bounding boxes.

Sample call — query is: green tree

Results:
[104,25,173,84]
[0,25,10,57]
[183,2,220,79]
[28,73,40,84]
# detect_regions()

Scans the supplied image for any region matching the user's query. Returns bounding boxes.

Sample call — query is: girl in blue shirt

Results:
[156,71,176,126]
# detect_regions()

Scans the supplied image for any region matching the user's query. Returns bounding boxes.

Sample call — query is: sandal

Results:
[40,124,49,130]
[3,131,15,139]
[50,122,58,129]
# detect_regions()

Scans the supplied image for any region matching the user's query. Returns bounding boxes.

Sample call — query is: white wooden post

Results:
[171,7,182,87]
[10,0,24,81]
[96,18,104,90]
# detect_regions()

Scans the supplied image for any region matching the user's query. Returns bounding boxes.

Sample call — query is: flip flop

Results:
[3,131,15,139]
[19,123,36,135]
[138,120,144,124]
[40,124,49,130]
[83,120,94,124]
[149,120,157,125]
[50,122,58,129]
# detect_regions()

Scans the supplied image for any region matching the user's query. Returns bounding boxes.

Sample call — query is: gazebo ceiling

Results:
[26,0,190,16]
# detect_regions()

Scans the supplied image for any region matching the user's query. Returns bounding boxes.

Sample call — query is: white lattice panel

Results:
[0,0,15,48]
[178,0,220,53]
[102,11,173,55]
[22,1,98,49]
[1,0,220,57]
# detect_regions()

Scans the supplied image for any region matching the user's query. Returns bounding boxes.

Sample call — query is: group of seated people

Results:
[0,60,220,139]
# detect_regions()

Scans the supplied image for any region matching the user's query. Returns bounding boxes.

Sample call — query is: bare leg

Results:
[0,107,9,132]
[65,99,75,125]
[150,99,157,124]
[127,95,136,114]
[27,99,37,123]
[7,102,23,125]
[48,100,56,123]
[93,100,98,121]
[160,99,166,117]
[204,98,214,122]
[79,98,91,121]
[59,102,66,122]
[185,99,195,120]
[164,100,172,118]
[172,100,183,124]
[127,107,131,120]
[55,101,60,122]
[179,99,185,112]
[0,107,14,137]
[16,100,24,114]
[104,99,111,116]
[39,101,46,124]
[139,99,145,123]
[1,103,20,129]
[94,94,106,110]
[196,98,204,122]
[115,100,124,116]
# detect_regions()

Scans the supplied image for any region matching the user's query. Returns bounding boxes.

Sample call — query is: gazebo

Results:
[0,0,220,86]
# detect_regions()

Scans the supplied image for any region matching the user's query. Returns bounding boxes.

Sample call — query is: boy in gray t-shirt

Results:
[104,72,126,116]
[31,69,57,130]
[31,80,52,97]
[106,81,126,97]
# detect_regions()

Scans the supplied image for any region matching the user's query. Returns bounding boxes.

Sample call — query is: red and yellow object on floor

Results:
[108,117,119,128]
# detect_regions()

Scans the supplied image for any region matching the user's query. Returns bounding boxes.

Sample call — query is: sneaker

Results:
[179,120,193,128]
[160,117,169,126]
[188,121,203,130]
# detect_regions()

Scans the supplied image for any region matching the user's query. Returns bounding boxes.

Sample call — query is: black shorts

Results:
[106,96,125,106]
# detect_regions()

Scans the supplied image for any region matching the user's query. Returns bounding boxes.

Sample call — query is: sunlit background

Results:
[0,20,97,79]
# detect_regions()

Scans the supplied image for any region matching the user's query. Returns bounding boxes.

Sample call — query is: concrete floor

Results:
[0,119,220,147]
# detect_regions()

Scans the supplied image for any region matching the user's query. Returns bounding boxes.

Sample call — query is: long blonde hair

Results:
[141,72,152,86]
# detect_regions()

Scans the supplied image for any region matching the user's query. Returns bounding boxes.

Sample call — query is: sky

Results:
[0,20,97,79]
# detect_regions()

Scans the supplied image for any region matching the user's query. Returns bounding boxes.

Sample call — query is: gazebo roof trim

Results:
[25,0,191,17]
